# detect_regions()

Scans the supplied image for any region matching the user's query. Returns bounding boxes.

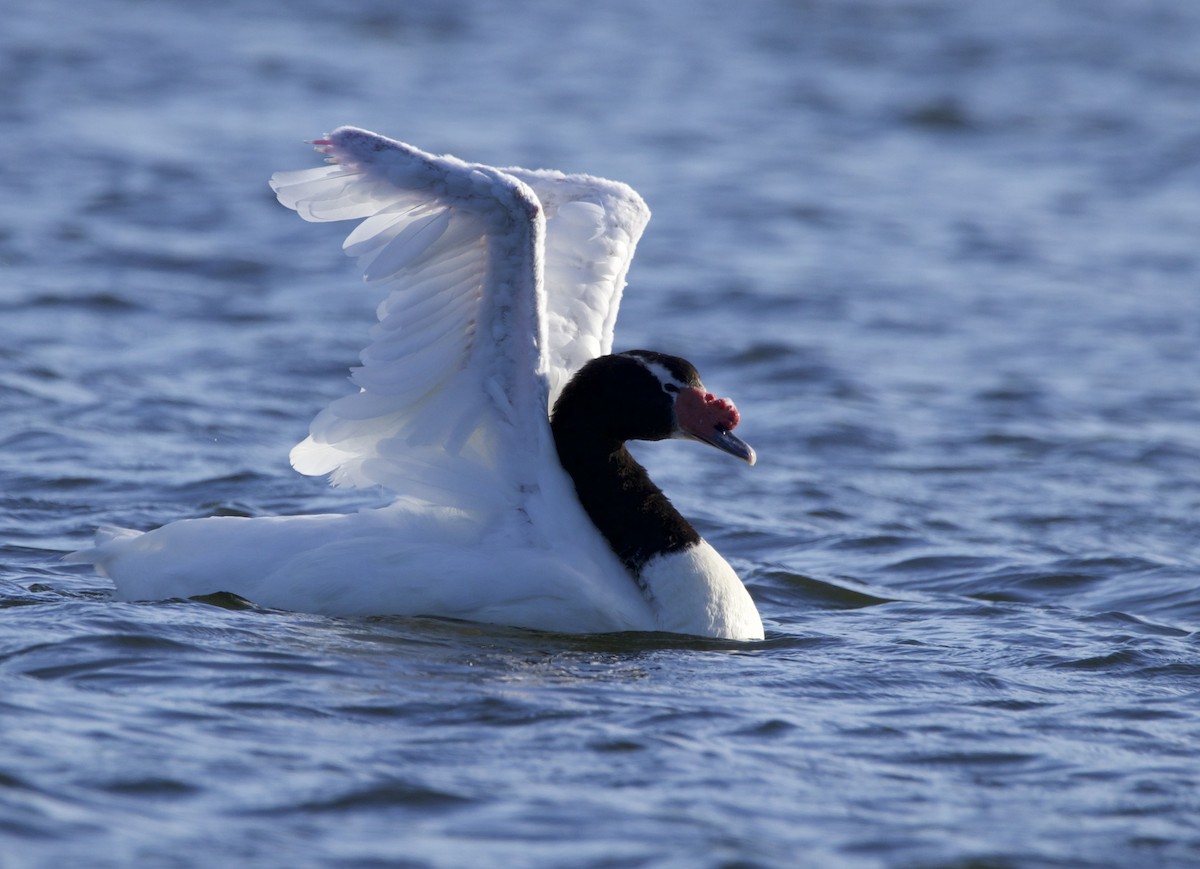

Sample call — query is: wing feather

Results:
[270,127,548,510]
[270,128,650,514]
[500,168,651,403]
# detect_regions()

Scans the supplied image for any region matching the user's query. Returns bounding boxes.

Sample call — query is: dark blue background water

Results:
[3,0,1200,866]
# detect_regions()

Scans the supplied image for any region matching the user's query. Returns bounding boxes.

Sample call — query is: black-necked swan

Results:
[71,127,764,641]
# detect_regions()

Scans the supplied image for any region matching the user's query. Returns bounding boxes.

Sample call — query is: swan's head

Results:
[552,351,756,466]
[621,350,756,466]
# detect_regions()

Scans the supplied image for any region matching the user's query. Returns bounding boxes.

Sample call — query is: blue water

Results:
[4,0,1200,866]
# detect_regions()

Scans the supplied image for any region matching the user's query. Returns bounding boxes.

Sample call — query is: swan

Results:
[70,127,764,640]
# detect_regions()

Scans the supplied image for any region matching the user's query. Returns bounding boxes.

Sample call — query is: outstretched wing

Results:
[270,127,550,512]
[501,168,650,404]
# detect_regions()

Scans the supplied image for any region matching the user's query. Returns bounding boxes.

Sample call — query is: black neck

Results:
[551,418,700,576]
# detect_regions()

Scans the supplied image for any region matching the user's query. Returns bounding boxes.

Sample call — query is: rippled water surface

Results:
[4,0,1200,866]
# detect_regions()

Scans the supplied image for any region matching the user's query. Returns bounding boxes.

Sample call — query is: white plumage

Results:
[71,128,763,640]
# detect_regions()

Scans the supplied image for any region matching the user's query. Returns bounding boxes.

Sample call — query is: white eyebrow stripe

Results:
[629,356,695,392]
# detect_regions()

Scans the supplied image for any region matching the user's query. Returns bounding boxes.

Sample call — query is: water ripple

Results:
[4,0,1200,866]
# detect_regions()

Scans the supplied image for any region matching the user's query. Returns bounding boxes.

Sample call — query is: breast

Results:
[636,540,764,640]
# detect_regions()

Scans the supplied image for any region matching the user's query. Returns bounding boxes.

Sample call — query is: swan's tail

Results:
[62,525,145,577]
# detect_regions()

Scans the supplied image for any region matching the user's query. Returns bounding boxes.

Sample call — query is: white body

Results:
[88,509,762,639]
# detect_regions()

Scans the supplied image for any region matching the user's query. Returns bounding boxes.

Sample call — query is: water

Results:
[3,0,1200,865]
